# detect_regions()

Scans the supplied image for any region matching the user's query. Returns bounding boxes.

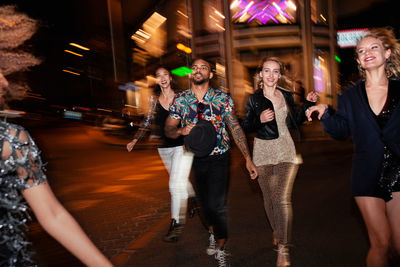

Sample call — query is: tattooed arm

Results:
[225,113,258,179]
[225,112,250,158]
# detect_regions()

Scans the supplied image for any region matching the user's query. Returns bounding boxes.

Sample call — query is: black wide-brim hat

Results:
[184,120,217,157]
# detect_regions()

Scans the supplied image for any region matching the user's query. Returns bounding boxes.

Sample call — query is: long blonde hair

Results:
[254,57,286,91]
[356,27,400,78]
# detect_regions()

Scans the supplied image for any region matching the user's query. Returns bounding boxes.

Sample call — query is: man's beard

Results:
[193,77,209,85]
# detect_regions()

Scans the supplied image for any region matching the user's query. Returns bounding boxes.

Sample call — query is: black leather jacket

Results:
[241,88,314,140]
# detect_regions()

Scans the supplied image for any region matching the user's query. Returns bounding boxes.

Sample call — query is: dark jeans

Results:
[192,152,230,240]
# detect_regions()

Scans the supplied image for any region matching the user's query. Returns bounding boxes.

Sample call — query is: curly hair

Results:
[254,56,286,91]
[0,5,41,108]
[356,27,400,78]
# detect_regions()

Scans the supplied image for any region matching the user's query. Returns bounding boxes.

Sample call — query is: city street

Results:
[22,118,172,266]
[3,1,400,266]
[18,118,370,266]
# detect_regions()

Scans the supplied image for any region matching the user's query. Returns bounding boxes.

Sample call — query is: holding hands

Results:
[306,91,318,102]
[305,104,328,121]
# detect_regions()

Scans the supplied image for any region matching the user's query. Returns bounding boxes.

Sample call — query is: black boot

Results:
[163,219,183,242]
[188,197,200,218]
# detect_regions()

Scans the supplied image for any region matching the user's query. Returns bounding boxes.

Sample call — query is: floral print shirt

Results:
[169,88,235,155]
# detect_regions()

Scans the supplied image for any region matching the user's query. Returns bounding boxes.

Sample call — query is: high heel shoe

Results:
[272,231,278,247]
[275,244,290,267]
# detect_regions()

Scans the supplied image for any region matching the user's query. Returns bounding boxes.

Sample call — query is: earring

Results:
[357,64,365,76]
[385,58,393,78]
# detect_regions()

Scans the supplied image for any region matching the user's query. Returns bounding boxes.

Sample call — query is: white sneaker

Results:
[214,249,230,267]
[206,233,217,255]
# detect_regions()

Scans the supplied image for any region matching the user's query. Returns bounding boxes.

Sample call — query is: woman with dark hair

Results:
[241,57,317,267]
[0,6,113,266]
[306,27,400,266]
[127,67,196,242]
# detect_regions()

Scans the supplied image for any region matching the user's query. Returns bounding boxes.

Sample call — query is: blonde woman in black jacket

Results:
[241,57,316,267]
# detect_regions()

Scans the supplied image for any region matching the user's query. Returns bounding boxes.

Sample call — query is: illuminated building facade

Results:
[125,0,338,116]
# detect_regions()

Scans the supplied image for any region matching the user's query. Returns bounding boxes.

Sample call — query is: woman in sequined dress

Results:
[241,57,317,267]
[0,6,113,266]
[0,114,113,267]
[306,28,400,266]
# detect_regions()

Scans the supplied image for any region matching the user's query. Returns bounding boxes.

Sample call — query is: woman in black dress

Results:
[306,27,400,266]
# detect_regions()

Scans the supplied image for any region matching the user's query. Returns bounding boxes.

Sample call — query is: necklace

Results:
[160,89,174,108]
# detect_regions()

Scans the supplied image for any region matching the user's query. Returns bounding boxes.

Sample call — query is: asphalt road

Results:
[124,136,369,267]
[21,118,172,266]
[10,117,376,266]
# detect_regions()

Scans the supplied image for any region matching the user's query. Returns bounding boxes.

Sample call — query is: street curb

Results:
[111,215,171,266]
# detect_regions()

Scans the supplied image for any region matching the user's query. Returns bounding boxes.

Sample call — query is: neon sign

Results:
[171,66,193,77]
[231,0,296,24]
[337,28,368,48]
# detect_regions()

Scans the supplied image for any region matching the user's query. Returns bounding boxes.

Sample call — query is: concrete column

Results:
[299,0,314,92]
[107,0,128,83]
[190,0,203,58]
[328,0,338,107]
[223,0,234,93]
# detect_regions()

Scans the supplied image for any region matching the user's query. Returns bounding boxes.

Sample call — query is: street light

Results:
[69,43,90,51]
[176,43,192,54]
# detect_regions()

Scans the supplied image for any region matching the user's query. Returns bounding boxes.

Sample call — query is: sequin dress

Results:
[0,120,46,266]
[364,85,400,201]
[253,104,297,166]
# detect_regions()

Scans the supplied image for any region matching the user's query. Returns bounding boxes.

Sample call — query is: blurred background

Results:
[2,1,398,265]
[2,0,399,135]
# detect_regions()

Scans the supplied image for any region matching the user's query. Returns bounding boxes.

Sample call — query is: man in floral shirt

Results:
[165,58,257,266]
